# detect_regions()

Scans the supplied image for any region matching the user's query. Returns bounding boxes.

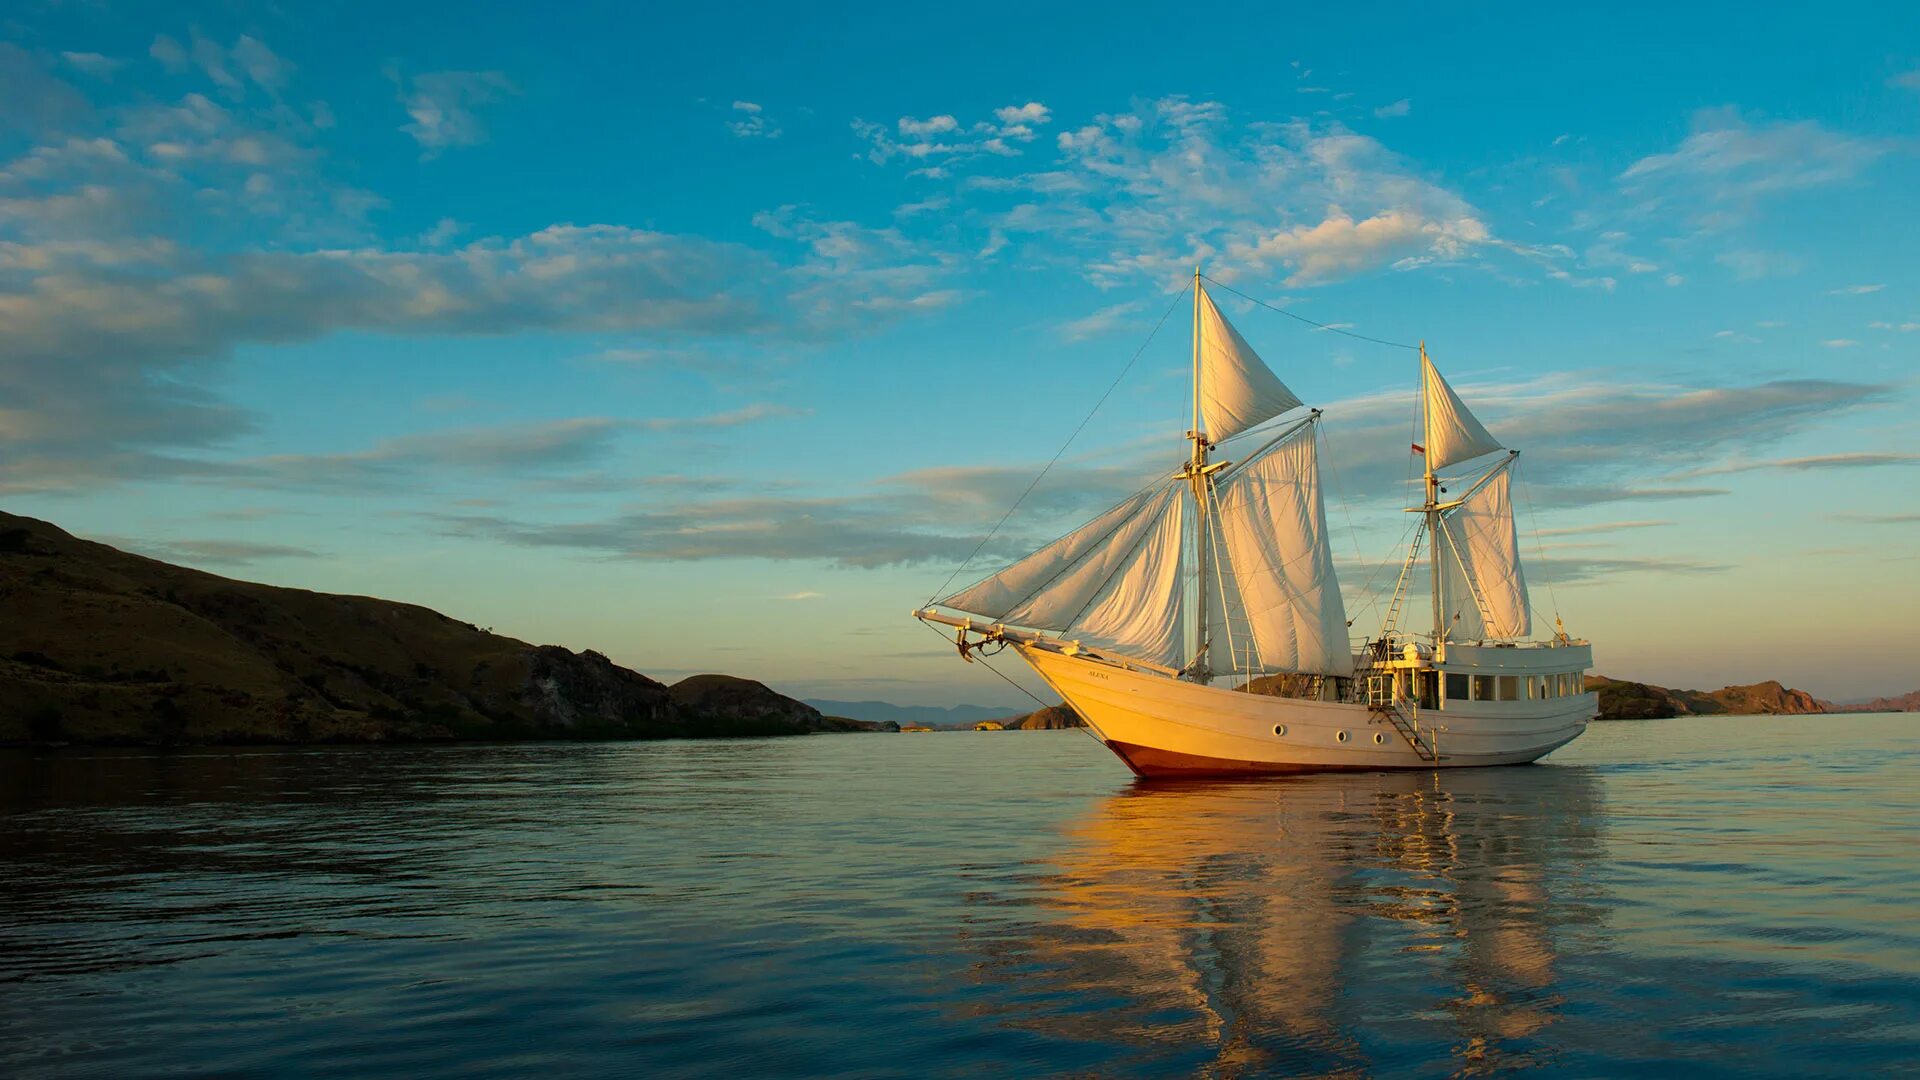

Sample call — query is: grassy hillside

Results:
[0,513,854,746]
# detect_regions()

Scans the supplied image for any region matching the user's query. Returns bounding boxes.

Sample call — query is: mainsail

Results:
[936,277,1346,677]
[1205,425,1352,676]
[1437,467,1530,641]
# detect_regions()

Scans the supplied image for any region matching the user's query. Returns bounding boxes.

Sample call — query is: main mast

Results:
[1188,265,1211,681]
[1421,341,1443,660]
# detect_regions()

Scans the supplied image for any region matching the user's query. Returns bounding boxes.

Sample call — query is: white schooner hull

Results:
[1020,646,1595,777]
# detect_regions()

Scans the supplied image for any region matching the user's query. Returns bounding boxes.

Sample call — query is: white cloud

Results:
[61,52,124,79]
[1828,283,1885,295]
[1534,520,1673,538]
[393,69,517,154]
[1684,452,1919,477]
[1890,69,1920,90]
[853,102,1052,164]
[994,102,1050,126]
[728,100,780,139]
[1373,98,1411,118]
[1236,207,1488,285]
[773,591,823,601]
[1057,301,1142,342]
[1621,107,1887,201]
[149,35,189,71]
[1822,339,1858,348]
[230,35,292,94]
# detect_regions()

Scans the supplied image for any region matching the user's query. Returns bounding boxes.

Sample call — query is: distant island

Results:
[0,512,891,746]
[2,511,1910,748]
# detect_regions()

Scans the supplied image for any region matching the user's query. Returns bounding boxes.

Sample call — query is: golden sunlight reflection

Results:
[973,768,1603,1075]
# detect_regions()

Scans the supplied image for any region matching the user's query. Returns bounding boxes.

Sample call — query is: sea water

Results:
[3,714,1916,1077]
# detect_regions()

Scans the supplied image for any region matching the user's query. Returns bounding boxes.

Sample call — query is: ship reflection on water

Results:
[968,768,1603,1075]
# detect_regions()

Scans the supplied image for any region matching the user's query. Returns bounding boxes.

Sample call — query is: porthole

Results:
[1273,724,1287,737]
[1336,730,1349,743]
[1373,732,1386,745]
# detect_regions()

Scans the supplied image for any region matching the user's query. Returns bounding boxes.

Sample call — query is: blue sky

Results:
[2,2,1916,706]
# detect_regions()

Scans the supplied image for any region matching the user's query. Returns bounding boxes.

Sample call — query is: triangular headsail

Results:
[1437,467,1530,641]
[1197,285,1302,442]
[1421,353,1502,471]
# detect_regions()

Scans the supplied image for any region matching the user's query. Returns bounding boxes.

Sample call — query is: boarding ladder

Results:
[1367,688,1438,762]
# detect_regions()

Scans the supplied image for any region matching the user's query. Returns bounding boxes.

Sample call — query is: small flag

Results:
[1411,442,1425,454]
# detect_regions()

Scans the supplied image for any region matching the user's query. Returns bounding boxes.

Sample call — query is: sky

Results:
[1,1,1917,707]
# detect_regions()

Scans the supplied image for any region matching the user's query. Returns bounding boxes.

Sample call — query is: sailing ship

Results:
[914,269,1596,776]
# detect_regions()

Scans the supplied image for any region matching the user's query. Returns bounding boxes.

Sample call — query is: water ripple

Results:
[2,714,1918,1076]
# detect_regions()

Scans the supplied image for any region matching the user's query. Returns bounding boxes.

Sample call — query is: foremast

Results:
[1184,265,1214,682]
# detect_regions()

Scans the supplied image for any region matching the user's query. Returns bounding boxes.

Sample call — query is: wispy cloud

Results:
[392,69,517,154]
[1057,301,1143,341]
[1373,98,1411,118]
[727,100,780,139]
[1620,107,1888,201]
[1827,283,1885,295]
[852,101,1051,168]
[1534,520,1674,538]
[1832,511,1920,525]
[1681,452,1920,477]
[60,51,124,79]
[89,534,321,565]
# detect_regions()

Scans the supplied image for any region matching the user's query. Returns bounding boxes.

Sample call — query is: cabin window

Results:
[1445,673,1469,704]
[1336,730,1350,743]
[1273,724,1287,737]
[1472,675,1494,701]
[1497,676,1520,701]
[1562,673,1582,696]
[1373,732,1386,745]
[1530,675,1548,699]
[1415,671,1439,710]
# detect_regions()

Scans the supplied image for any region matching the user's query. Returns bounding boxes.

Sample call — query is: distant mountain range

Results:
[1821,690,1920,713]
[803,699,1032,727]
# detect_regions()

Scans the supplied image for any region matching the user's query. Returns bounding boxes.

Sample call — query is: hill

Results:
[802,699,1023,727]
[1824,690,1920,713]
[1586,675,1824,720]
[0,512,872,746]
[1001,704,1086,730]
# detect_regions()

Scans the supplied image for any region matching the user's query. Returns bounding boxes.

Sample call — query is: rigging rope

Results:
[916,618,1051,709]
[1200,275,1419,351]
[1514,459,1564,626]
[925,284,1192,606]
[1312,418,1383,629]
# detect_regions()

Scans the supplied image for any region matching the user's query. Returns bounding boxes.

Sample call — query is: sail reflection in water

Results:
[972,769,1602,1075]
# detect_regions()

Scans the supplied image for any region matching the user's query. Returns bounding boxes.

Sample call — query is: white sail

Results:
[941,483,1167,622]
[1210,426,1352,676]
[1067,486,1188,668]
[1437,468,1530,641]
[1421,353,1502,471]
[1198,286,1303,442]
[1000,483,1180,633]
